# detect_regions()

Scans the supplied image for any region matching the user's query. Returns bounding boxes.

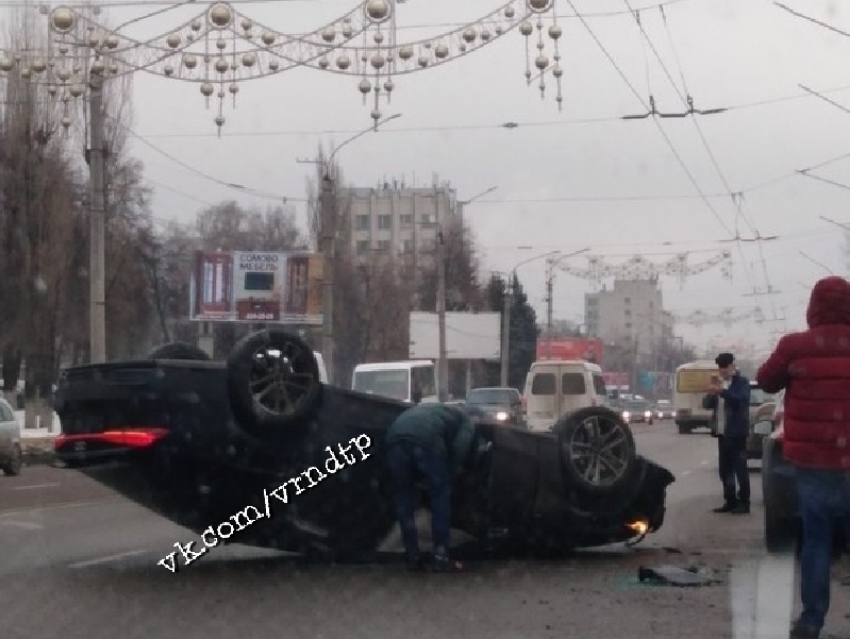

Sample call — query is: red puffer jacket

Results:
[756,276,850,470]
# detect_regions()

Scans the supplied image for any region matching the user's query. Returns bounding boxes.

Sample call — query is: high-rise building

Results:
[584,278,674,357]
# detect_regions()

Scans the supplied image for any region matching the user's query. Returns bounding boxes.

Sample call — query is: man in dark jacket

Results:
[385,403,477,572]
[703,352,752,514]
[757,275,850,639]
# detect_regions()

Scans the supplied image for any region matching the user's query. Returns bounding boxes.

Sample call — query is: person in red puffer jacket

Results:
[756,275,850,639]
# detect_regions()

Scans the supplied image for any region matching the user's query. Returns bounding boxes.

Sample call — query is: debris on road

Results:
[637,564,721,587]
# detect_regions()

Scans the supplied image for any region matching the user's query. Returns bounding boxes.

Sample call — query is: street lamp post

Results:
[299,113,403,385]
[544,248,590,359]
[435,185,496,401]
[501,250,560,387]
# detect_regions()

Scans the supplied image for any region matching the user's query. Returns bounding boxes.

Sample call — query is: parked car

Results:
[463,387,526,427]
[621,399,654,426]
[746,381,776,460]
[0,397,22,476]
[53,329,676,561]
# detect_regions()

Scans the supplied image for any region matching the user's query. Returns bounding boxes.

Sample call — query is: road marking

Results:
[731,552,795,639]
[701,460,710,466]
[69,549,149,568]
[0,520,43,531]
[681,470,692,476]
[0,498,115,519]
[12,482,61,491]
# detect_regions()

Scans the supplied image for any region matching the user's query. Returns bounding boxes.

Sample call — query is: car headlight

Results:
[495,411,508,421]
[622,411,630,419]
[656,411,663,418]
[645,411,652,418]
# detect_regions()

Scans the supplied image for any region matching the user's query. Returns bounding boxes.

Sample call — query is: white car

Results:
[0,397,22,475]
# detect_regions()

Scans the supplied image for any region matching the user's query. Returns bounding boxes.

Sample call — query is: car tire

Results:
[677,424,691,434]
[553,406,638,497]
[2,443,22,476]
[147,342,211,361]
[226,328,322,431]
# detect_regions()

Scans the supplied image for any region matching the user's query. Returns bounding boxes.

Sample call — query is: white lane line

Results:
[12,482,61,491]
[0,499,114,519]
[731,552,796,639]
[0,520,43,531]
[69,549,149,569]
[700,459,710,466]
[681,470,692,476]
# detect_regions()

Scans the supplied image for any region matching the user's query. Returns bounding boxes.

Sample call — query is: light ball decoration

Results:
[209,3,233,29]
[166,33,181,49]
[364,0,391,23]
[527,0,553,11]
[49,6,75,34]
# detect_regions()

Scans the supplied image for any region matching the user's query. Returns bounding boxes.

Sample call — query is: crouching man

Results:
[385,403,477,573]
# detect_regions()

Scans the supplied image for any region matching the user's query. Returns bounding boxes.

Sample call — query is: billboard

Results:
[536,338,604,365]
[190,250,323,324]
[409,312,501,360]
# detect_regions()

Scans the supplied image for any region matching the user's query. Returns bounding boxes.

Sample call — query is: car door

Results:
[0,399,15,458]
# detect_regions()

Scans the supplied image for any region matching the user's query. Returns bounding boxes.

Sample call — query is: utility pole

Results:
[546,263,554,359]
[88,76,107,364]
[319,174,335,384]
[436,226,448,401]
[500,277,512,386]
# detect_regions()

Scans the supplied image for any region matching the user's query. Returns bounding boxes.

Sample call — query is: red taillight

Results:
[55,427,169,450]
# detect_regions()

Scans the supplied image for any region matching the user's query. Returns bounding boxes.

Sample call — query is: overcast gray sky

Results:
[33,0,850,359]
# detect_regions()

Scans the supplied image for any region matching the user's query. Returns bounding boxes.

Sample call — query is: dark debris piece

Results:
[637,564,721,587]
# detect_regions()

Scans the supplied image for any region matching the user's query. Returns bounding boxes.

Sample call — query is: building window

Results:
[356,240,370,255]
[355,215,369,231]
[377,240,391,251]
[400,214,413,228]
[402,239,414,253]
[421,214,436,227]
[378,214,392,230]
[625,322,632,329]
[624,309,631,317]
[624,297,631,304]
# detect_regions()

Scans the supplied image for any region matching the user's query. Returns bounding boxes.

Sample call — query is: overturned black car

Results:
[53,329,675,564]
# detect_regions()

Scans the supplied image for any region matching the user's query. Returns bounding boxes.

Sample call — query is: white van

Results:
[673,360,717,434]
[351,360,437,404]
[522,360,609,432]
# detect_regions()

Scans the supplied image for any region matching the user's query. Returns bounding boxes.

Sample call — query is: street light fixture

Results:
[297,112,403,384]
[545,248,590,358]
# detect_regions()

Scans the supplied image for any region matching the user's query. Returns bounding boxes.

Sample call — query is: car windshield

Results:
[467,389,514,405]
[625,401,651,411]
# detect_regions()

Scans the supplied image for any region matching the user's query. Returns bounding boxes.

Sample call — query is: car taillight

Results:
[55,427,169,450]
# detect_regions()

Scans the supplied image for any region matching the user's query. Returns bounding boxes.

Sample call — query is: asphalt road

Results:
[2,421,849,639]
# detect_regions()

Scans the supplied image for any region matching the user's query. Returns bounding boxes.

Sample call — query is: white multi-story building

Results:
[337,181,464,261]
[584,278,674,357]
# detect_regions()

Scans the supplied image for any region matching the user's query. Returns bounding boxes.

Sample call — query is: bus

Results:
[351,361,438,404]
[673,360,718,434]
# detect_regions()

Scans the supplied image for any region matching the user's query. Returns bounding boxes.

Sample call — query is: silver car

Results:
[0,397,22,476]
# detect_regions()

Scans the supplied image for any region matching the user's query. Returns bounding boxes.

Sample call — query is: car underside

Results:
[53,329,676,562]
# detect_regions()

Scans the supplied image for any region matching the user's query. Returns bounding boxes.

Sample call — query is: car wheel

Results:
[227,328,322,431]
[554,406,637,497]
[147,342,211,361]
[677,424,691,434]
[2,444,22,476]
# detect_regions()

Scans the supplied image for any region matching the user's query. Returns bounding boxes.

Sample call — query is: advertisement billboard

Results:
[409,312,501,360]
[190,250,323,324]
[536,338,604,365]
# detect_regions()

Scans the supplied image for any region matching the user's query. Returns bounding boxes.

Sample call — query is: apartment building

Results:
[584,278,674,357]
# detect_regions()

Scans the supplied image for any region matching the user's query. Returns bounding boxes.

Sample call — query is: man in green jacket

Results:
[385,403,477,572]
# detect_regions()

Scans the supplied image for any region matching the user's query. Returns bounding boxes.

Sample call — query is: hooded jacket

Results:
[386,404,477,476]
[756,276,850,470]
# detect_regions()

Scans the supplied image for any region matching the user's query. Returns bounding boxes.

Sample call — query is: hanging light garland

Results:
[0,0,568,133]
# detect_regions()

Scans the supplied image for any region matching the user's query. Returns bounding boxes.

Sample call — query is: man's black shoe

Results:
[731,503,750,515]
[789,621,820,639]
[712,503,736,513]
